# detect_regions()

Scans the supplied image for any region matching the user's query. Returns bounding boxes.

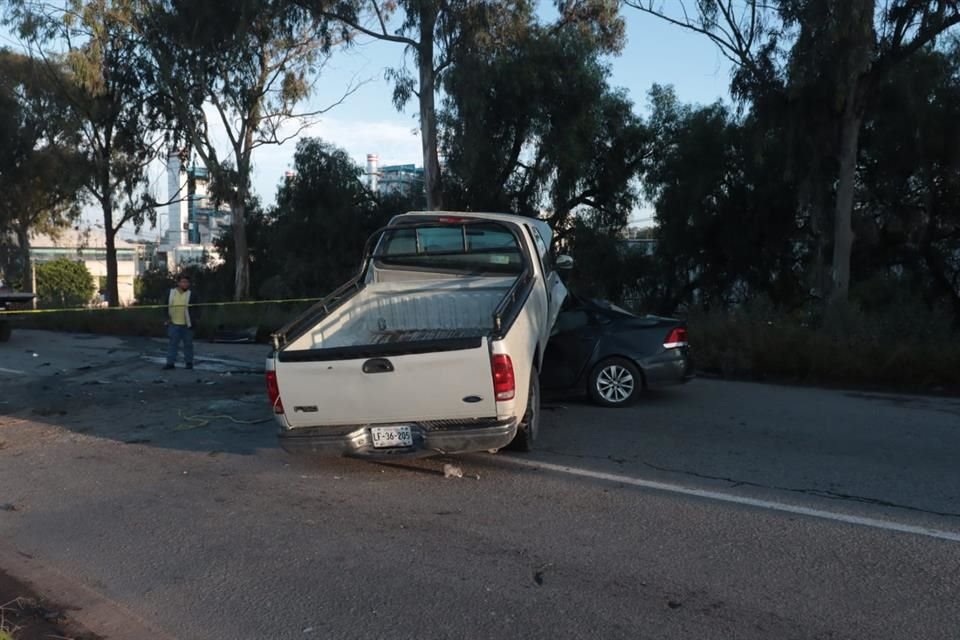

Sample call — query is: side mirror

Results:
[555,255,574,271]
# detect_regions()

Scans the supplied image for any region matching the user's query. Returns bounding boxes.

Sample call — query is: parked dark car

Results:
[540,293,693,406]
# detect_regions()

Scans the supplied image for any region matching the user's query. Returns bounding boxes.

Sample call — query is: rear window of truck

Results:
[374,223,524,274]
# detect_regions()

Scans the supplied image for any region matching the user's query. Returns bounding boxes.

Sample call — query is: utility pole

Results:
[31,259,37,309]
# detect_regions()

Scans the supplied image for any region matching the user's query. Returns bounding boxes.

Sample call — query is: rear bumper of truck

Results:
[278,417,518,459]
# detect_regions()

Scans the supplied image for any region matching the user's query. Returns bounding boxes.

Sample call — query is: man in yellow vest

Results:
[164,274,199,370]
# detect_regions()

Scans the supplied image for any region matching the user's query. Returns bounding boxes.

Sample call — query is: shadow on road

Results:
[1,331,276,457]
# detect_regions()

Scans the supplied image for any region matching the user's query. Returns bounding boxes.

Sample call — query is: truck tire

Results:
[0,320,11,343]
[508,373,540,452]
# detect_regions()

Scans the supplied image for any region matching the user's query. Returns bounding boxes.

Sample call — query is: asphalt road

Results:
[1,330,959,639]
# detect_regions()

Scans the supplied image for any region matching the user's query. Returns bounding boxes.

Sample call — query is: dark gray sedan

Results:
[540,294,693,406]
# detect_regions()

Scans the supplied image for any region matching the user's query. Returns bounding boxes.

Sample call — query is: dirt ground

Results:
[0,569,101,640]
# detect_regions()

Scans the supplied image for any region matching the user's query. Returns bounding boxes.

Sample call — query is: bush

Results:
[135,267,175,305]
[35,258,95,308]
[689,297,960,392]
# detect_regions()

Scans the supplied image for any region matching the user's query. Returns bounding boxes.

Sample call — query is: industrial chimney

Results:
[166,152,187,246]
[366,154,379,192]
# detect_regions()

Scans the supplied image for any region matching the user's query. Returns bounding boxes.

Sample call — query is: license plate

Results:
[370,426,413,448]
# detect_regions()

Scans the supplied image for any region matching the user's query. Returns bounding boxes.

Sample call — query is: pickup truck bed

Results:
[285,277,514,352]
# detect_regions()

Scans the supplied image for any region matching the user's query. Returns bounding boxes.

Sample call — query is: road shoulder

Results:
[0,542,177,640]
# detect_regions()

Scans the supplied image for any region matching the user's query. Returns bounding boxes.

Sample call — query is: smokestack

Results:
[366,154,379,192]
[166,152,186,246]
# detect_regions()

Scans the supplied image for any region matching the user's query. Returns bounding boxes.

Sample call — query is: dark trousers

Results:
[166,324,194,366]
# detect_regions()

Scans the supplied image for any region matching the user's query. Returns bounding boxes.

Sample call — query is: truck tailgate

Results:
[275,339,498,428]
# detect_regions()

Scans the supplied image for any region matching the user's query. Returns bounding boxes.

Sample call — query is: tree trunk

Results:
[828,104,863,304]
[15,225,33,294]
[804,176,831,299]
[419,6,442,211]
[828,0,874,304]
[105,228,120,307]
[231,199,250,301]
[101,195,121,307]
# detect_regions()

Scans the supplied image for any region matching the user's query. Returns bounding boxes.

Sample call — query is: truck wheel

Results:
[589,357,641,407]
[508,374,540,452]
[0,321,11,343]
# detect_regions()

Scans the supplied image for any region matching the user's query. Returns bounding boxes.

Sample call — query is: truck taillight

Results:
[265,370,284,414]
[663,326,688,349]
[491,354,515,401]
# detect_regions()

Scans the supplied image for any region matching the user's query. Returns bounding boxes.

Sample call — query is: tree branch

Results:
[625,0,767,76]
[310,3,419,48]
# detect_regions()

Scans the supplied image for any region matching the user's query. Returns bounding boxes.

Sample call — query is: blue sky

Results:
[2,6,734,233]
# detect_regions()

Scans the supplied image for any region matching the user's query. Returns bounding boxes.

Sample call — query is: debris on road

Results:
[174,409,272,432]
[533,562,552,586]
[443,463,464,479]
[441,463,480,480]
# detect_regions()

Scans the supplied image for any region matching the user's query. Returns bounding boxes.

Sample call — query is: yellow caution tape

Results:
[0,296,324,316]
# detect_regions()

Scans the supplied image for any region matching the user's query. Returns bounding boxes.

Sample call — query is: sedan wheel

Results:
[589,357,642,407]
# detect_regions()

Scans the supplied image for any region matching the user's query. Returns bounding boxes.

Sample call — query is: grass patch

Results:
[689,299,960,393]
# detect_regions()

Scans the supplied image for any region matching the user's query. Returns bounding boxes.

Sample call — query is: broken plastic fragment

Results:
[443,463,463,479]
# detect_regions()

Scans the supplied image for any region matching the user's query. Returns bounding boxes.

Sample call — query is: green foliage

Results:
[643,84,807,311]
[628,0,960,302]
[313,1,625,210]
[562,220,650,304]
[0,49,87,281]
[35,258,95,308]
[135,267,175,305]
[141,0,326,299]
[266,138,415,297]
[211,201,274,300]
[854,46,960,320]
[199,138,416,303]
[136,262,230,306]
[690,296,960,392]
[5,0,164,306]
[440,19,647,236]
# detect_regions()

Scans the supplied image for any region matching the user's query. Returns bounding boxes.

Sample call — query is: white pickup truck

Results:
[266,211,568,458]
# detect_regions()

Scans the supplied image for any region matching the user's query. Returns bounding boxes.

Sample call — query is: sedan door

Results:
[540,308,603,390]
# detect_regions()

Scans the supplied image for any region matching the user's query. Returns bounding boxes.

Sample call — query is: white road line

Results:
[0,367,25,375]
[498,456,960,543]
